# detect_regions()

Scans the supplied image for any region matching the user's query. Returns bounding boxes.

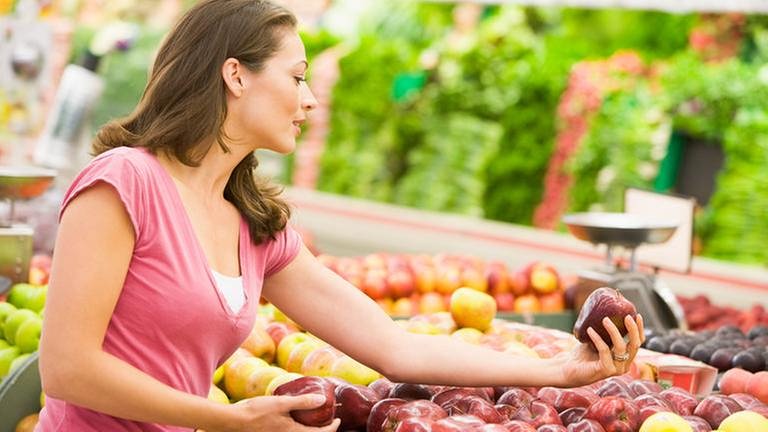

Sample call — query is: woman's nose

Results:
[301,84,319,112]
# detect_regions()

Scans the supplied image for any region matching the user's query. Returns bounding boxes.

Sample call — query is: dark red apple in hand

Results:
[573,287,637,350]
[273,376,336,427]
[583,396,639,431]
[334,383,381,430]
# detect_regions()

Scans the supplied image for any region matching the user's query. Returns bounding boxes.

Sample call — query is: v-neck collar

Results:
[141,148,250,319]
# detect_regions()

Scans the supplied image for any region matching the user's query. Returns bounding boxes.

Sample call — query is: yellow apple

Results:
[402,320,443,335]
[450,327,485,345]
[330,355,381,386]
[639,412,693,432]
[449,287,496,332]
[243,365,287,398]
[223,356,269,401]
[222,348,254,376]
[212,365,224,385]
[276,332,313,369]
[300,346,342,377]
[240,323,276,363]
[208,385,230,404]
[718,411,768,432]
[265,372,304,395]
[283,339,324,373]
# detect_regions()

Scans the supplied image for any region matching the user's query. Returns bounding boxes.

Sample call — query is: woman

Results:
[37,1,644,431]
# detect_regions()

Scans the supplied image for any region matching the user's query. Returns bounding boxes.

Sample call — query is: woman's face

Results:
[225,30,318,154]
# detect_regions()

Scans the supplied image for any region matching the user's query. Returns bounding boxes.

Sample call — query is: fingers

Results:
[272,394,328,412]
[637,314,645,344]
[602,317,627,358]
[625,314,644,364]
[587,327,616,375]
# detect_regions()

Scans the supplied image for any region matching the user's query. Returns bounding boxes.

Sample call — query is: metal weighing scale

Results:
[562,211,688,335]
[0,166,56,289]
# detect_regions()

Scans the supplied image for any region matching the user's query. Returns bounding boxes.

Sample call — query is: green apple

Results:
[0,346,21,377]
[15,316,42,353]
[0,302,17,334]
[7,283,35,309]
[9,352,31,374]
[4,309,38,345]
[23,286,47,313]
[0,339,9,350]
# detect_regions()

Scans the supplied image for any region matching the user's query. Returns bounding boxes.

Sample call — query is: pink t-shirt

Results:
[37,147,301,431]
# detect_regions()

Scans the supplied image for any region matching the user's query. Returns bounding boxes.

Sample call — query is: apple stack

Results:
[0,283,46,381]
[677,294,768,333]
[318,253,568,317]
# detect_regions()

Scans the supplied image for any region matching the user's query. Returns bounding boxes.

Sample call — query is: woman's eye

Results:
[294,76,306,84]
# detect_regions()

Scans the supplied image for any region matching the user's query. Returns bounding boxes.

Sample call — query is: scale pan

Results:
[562,212,678,248]
[0,166,56,200]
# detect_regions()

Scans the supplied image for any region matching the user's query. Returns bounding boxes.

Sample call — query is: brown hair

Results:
[93,0,296,244]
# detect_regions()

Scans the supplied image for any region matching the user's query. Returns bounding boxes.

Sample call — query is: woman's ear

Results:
[222,57,245,97]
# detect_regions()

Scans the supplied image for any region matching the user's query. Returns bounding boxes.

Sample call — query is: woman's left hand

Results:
[555,314,645,387]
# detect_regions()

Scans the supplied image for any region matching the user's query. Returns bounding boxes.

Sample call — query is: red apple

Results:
[553,389,595,412]
[388,382,433,400]
[494,292,517,312]
[660,387,699,416]
[536,387,561,405]
[528,400,563,428]
[728,392,762,409]
[363,270,390,300]
[497,388,536,409]
[370,377,397,399]
[583,396,639,431]
[385,399,447,430]
[474,425,511,432]
[334,383,380,430]
[633,393,673,410]
[572,287,638,351]
[388,269,416,299]
[540,291,566,313]
[559,407,587,426]
[693,395,743,429]
[394,417,435,432]
[537,425,568,432]
[596,377,636,400]
[432,387,492,411]
[264,322,297,348]
[273,376,336,427]
[486,261,510,295]
[682,415,712,432]
[627,379,662,396]
[367,398,407,432]
[504,420,537,432]
[638,404,673,423]
[566,419,607,432]
[432,415,486,431]
[449,396,504,423]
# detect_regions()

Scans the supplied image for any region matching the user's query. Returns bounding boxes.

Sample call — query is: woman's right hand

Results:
[224,394,340,432]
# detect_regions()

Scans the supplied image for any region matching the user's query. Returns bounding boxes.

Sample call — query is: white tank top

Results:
[211,270,245,314]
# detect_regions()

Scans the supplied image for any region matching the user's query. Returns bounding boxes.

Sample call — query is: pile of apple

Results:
[0,283,46,380]
[264,373,768,431]
[317,253,568,316]
[677,294,768,333]
[643,325,768,373]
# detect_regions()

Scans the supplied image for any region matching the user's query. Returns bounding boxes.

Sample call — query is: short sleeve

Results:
[264,225,303,277]
[59,151,146,242]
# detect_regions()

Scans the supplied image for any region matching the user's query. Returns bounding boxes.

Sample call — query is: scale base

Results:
[571,270,687,336]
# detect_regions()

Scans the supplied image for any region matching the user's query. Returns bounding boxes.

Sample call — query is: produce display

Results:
[678,294,768,332]
[316,253,567,316]
[643,325,768,373]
